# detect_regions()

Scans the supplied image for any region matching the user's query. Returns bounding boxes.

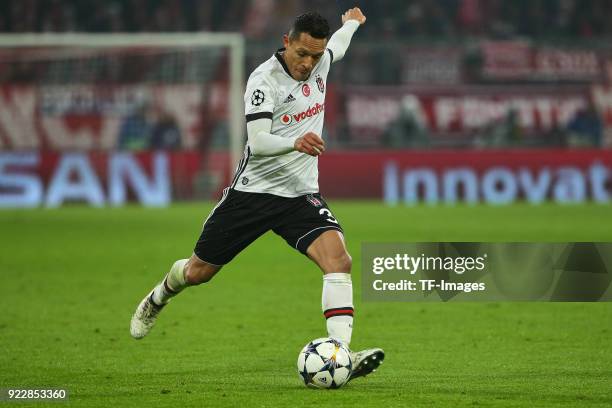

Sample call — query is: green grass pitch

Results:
[1,203,611,407]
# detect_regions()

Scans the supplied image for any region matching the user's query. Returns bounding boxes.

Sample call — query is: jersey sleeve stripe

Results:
[327,48,334,63]
[246,112,273,122]
[230,146,251,188]
[230,146,249,187]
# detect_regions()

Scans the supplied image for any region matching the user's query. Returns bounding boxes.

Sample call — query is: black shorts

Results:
[193,188,344,265]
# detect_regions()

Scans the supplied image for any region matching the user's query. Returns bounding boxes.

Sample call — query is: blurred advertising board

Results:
[0,84,219,150]
[0,151,229,207]
[401,47,462,85]
[480,41,602,82]
[344,85,590,145]
[0,83,600,151]
[1,149,610,207]
[318,149,612,204]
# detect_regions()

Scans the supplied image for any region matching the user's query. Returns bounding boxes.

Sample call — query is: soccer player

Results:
[131,7,384,381]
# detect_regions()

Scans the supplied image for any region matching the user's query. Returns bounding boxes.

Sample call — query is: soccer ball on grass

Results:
[297,337,352,389]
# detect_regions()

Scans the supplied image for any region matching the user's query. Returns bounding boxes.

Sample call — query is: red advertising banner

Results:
[0,82,601,151]
[345,85,590,144]
[0,151,231,207]
[318,149,612,204]
[0,84,216,150]
[2,149,610,207]
[481,41,532,79]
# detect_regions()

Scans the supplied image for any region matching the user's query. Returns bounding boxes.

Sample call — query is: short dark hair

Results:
[289,12,330,41]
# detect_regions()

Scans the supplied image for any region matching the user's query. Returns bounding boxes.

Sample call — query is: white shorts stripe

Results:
[201,187,230,230]
[294,226,343,250]
[191,251,224,267]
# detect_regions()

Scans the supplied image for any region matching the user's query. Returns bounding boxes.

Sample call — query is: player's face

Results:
[283,32,326,81]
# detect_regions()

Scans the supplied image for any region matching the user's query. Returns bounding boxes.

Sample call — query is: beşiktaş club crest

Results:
[316,75,325,93]
[306,194,323,207]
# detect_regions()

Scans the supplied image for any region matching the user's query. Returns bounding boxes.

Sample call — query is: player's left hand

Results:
[342,7,366,25]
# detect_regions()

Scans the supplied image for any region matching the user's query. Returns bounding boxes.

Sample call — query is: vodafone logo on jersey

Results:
[282,103,325,125]
[281,114,293,125]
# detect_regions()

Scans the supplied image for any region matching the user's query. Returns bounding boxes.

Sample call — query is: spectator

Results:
[118,103,153,151]
[566,104,603,147]
[382,95,430,148]
[150,113,182,150]
[476,109,523,148]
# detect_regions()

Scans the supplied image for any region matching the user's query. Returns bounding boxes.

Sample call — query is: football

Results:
[297,337,353,389]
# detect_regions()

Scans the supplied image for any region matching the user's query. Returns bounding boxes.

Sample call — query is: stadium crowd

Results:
[2,0,612,39]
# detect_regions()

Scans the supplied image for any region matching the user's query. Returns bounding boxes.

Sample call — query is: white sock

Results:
[322,272,354,346]
[152,259,188,305]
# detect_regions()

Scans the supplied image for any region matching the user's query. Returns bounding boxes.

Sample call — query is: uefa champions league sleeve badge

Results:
[251,89,265,106]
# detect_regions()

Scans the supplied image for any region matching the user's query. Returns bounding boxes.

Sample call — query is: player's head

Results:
[283,12,329,81]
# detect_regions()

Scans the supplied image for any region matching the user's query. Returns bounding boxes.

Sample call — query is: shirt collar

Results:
[274,48,294,79]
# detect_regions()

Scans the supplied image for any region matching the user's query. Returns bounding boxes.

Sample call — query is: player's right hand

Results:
[295,132,325,156]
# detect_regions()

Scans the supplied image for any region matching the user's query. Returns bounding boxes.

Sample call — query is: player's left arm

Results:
[327,7,366,63]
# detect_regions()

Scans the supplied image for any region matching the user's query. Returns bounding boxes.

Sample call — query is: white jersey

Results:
[232,48,333,197]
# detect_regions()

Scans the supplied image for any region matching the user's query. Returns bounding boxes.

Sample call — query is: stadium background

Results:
[1,1,611,407]
[1,0,612,205]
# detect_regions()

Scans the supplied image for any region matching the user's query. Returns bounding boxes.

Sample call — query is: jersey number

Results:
[319,208,338,224]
